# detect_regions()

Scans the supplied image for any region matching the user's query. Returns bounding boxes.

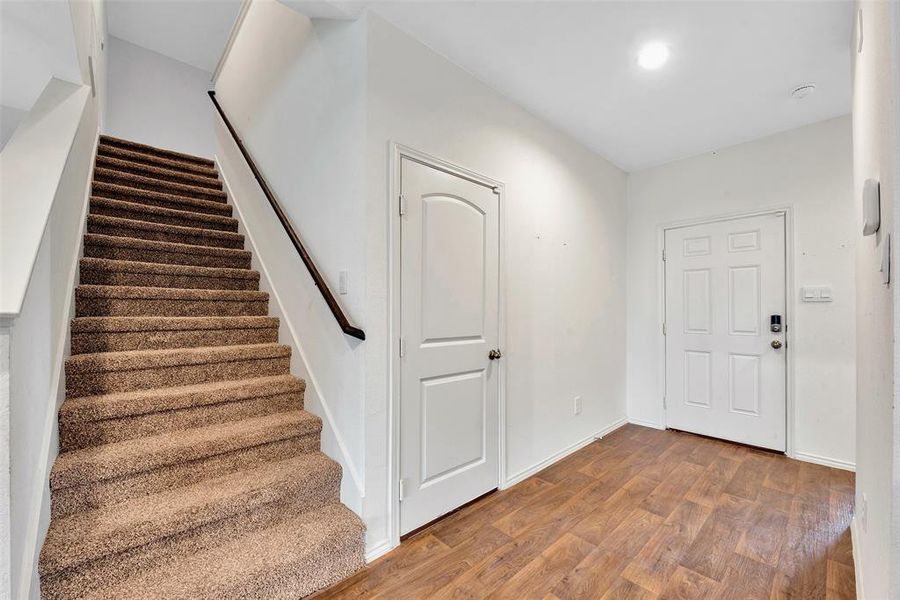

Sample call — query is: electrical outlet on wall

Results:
[574,396,583,415]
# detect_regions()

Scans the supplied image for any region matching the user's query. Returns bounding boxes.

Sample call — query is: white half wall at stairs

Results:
[1,77,99,600]
[213,115,365,515]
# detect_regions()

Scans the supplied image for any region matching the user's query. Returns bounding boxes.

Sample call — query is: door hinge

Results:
[663,396,667,410]
[398,194,407,216]
[399,336,406,358]
[398,478,405,502]
[662,322,667,335]
[662,248,667,262]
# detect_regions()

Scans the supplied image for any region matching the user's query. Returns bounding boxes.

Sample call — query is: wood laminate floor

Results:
[315,424,856,599]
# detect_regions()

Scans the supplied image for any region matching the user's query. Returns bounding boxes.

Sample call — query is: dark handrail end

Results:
[343,325,366,341]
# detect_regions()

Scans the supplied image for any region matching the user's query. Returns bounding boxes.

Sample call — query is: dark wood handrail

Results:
[208,91,365,341]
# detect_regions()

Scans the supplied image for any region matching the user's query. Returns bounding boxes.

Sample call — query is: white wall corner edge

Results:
[850,515,865,600]
[364,538,394,563]
[214,155,365,512]
[16,125,100,600]
[503,417,629,489]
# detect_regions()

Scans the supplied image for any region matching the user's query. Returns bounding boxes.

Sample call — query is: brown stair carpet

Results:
[39,135,365,599]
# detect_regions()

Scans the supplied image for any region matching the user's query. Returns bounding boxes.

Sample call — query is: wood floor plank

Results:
[620,501,712,594]
[314,426,855,599]
[486,533,595,600]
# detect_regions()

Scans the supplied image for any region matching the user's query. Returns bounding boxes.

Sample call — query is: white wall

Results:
[215,1,369,514]
[0,106,28,151]
[106,36,214,158]
[363,13,628,553]
[626,116,856,468]
[851,2,900,598]
[215,6,628,558]
[1,79,98,600]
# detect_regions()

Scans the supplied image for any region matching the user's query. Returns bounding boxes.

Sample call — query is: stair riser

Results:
[67,356,290,398]
[71,326,278,354]
[95,157,222,190]
[60,392,301,451]
[97,145,217,177]
[235,531,365,600]
[83,242,251,270]
[99,137,215,167]
[87,218,245,249]
[41,496,347,600]
[42,462,340,576]
[75,296,268,318]
[79,268,260,291]
[51,435,320,518]
[92,185,232,216]
[90,201,238,233]
[94,170,226,203]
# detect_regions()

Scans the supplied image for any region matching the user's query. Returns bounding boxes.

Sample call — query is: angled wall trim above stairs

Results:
[38,134,365,599]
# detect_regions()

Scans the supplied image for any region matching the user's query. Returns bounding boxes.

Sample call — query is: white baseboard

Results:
[850,515,864,600]
[792,451,855,472]
[627,418,665,430]
[364,539,393,563]
[503,417,628,488]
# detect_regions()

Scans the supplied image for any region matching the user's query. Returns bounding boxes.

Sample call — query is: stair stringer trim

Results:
[214,155,365,514]
[16,125,100,600]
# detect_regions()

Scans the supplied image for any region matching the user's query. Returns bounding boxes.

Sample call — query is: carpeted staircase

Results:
[38,135,365,599]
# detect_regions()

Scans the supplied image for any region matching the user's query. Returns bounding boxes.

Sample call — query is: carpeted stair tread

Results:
[99,135,214,167]
[90,197,238,232]
[70,315,278,354]
[79,257,260,290]
[43,503,364,600]
[40,452,340,575]
[92,181,231,216]
[65,342,291,397]
[60,373,301,424]
[50,410,322,490]
[83,233,252,269]
[95,155,223,190]
[75,284,269,318]
[94,168,227,202]
[97,143,218,177]
[87,214,245,249]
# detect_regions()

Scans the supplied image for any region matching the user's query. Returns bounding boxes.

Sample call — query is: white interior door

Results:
[399,157,500,535]
[664,213,786,451]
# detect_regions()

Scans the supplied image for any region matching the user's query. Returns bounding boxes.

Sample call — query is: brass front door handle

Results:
[771,340,783,349]
[488,349,502,360]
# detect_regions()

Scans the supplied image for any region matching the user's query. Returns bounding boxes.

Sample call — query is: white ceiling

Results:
[364,1,854,171]
[107,0,243,73]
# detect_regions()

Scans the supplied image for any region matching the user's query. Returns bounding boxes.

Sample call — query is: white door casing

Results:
[399,157,500,534]
[664,213,786,451]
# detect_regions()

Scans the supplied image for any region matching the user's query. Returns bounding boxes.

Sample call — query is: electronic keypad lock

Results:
[770,314,782,333]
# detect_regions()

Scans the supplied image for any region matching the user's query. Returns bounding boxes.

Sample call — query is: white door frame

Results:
[387,142,508,551]
[657,206,796,458]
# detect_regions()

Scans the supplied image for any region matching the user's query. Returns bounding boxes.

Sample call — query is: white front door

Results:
[399,157,500,535]
[664,213,786,451]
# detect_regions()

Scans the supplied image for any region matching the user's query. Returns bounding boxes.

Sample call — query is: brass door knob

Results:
[771,340,783,349]
[488,349,502,360]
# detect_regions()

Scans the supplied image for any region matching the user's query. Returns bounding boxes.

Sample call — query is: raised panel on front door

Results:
[420,369,486,485]
[729,265,760,335]
[683,269,711,334]
[421,195,486,344]
[729,353,761,416]
[684,351,711,408]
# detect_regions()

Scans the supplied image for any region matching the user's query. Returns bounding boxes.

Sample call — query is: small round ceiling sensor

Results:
[791,84,816,99]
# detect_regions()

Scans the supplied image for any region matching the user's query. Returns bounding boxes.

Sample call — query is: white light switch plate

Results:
[801,286,834,302]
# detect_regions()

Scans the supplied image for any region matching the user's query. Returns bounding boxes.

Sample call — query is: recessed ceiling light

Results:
[791,84,816,100]
[638,41,670,70]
